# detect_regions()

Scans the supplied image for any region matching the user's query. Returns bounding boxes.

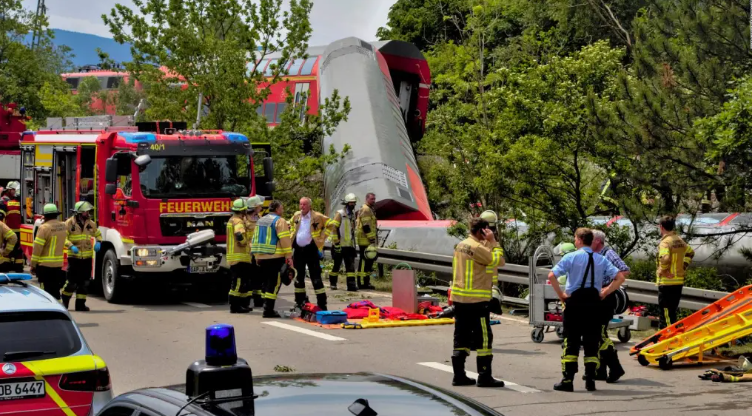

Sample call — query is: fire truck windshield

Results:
[139,155,250,198]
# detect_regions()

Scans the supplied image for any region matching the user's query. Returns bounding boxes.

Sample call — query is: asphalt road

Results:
[65,282,750,416]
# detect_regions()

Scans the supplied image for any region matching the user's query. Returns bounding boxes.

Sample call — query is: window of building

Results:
[65,77,80,89]
[264,59,278,77]
[106,76,122,89]
[293,83,310,105]
[287,59,305,76]
[275,103,287,123]
[264,103,277,123]
[300,57,318,75]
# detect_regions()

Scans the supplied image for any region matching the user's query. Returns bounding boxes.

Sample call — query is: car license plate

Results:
[0,380,45,401]
[188,265,216,274]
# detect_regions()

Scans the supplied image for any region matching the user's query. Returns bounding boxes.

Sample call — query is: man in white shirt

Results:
[289,197,331,310]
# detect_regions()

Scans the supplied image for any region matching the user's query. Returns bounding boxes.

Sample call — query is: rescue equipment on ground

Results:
[317,310,348,325]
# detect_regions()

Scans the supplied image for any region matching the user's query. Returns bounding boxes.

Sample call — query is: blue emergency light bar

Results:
[205,324,237,366]
[0,273,32,283]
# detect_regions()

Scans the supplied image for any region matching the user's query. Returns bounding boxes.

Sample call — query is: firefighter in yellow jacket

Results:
[0,207,18,273]
[656,216,694,328]
[251,200,293,318]
[61,201,102,311]
[290,197,330,309]
[245,195,265,308]
[227,199,252,313]
[328,193,359,292]
[31,204,67,301]
[356,192,378,290]
[450,217,506,388]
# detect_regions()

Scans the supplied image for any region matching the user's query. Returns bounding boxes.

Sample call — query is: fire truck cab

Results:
[19,116,274,303]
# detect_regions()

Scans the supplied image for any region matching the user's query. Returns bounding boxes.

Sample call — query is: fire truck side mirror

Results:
[134,154,151,167]
[263,157,274,181]
[105,158,118,183]
[105,183,117,195]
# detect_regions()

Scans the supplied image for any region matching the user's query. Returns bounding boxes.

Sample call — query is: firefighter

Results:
[251,200,293,318]
[548,228,626,392]
[245,196,265,308]
[656,216,694,329]
[31,204,67,301]
[227,199,252,314]
[356,192,377,290]
[450,217,506,388]
[290,197,330,310]
[328,193,359,292]
[0,207,18,273]
[61,201,102,312]
[3,181,25,272]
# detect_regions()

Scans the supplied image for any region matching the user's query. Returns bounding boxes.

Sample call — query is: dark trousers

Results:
[330,247,357,290]
[0,261,11,273]
[9,232,24,272]
[259,257,286,312]
[62,258,92,304]
[293,242,326,308]
[561,289,601,380]
[228,262,252,310]
[358,245,374,287]
[37,266,65,301]
[249,259,263,307]
[452,301,496,376]
[597,291,623,377]
[658,285,683,329]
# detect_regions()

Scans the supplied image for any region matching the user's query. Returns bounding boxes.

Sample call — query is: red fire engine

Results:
[0,103,27,188]
[19,117,274,302]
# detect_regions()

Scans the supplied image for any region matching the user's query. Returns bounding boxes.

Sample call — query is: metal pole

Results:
[193,93,203,129]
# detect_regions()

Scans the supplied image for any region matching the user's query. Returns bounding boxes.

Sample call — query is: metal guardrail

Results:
[377,248,727,311]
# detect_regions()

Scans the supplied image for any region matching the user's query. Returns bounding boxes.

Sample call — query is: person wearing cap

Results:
[0,206,18,273]
[289,197,330,310]
[227,199,252,314]
[251,200,293,318]
[450,217,506,388]
[356,192,378,290]
[548,228,627,392]
[245,195,265,308]
[31,204,68,301]
[591,229,628,383]
[2,181,24,271]
[61,201,102,312]
[328,193,359,292]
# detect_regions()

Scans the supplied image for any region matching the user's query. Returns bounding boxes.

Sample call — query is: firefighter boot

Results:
[230,297,250,314]
[253,293,264,308]
[553,376,575,392]
[584,360,598,391]
[361,274,376,290]
[346,274,358,292]
[61,294,71,310]
[451,355,475,386]
[606,352,625,383]
[555,360,577,392]
[263,300,281,318]
[476,356,505,388]
[75,298,90,312]
[329,272,338,290]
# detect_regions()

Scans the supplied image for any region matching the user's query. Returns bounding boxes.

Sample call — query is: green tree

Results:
[75,76,103,115]
[38,81,84,119]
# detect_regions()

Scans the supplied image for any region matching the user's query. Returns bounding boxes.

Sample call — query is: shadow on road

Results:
[616,377,670,387]
[492,348,545,356]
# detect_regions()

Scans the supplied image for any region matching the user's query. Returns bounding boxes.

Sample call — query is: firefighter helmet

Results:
[73,200,94,213]
[43,203,60,215]
[6,181,20,191]
[280,263,297,286]
[480,210,498,226]
[559,242,576,254]
[343,193,357,204]
[231,199,247,212]
[364,245,379,261]
[246,195,264,209]
[490,286,503,315]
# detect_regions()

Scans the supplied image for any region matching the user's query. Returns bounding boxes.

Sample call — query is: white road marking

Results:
[417,362,541,393]
[262,321,347,341]
[182,302,211,308]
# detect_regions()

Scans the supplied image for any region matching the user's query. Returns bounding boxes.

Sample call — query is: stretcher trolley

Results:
[528,245,632,343]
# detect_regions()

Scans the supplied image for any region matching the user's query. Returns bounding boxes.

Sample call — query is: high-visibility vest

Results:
[450,236,504,304]
[252,214,291,257]
[31,219,67,268]
[656,232,694,286]
[64,216,102,259]
[329,209,356,248]
[226,214,251,265]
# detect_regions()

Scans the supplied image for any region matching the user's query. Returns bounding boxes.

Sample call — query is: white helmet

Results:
[480,210,498,226]
[343,193,358,204]
[6,181,20,191]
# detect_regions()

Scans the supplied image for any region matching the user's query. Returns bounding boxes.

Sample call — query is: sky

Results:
[21,0,397,44]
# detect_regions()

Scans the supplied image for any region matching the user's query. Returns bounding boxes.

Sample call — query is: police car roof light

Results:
[0,273,32,283]
[205,324,237,366]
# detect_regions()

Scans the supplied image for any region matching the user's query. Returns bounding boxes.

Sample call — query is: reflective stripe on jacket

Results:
[0,222,17,263]
[328,209,356,248]
[290,210,330,250]
[656,232,694,286]
[32,219,67,268]
[356,204,377,247]
[64,216,102,259]
[450,236,504,303]
[4,198,22,232]
[252,214,293,260]
[227,214,251,265]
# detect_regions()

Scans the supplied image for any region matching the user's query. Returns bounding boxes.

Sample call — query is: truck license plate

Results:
[0,380,45,401]
[188,265,215,274]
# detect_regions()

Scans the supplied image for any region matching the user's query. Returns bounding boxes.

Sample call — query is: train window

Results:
[256,105,263,116]
[300,57,318,75]
[264,103,276,123]
[106,76,122,89]
[65,77,80,89]
[294,83,309,105]
[264,59,278,76]
[275,103,287,123]
[287,59,305,76]
[98,77,110,89]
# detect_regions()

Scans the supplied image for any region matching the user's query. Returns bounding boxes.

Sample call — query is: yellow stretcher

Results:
[342,318,455,329]
[638,308,752,370]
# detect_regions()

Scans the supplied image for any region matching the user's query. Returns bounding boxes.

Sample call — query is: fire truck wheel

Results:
[102,249,127,303]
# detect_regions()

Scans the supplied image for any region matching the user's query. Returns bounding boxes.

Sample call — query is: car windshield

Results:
[140,155,250,198]
[1,311,82,362]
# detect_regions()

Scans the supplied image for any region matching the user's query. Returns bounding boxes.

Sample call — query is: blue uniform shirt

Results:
[552,247,620,295]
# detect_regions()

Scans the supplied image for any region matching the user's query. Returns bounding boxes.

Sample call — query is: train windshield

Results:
[139,155,250,198]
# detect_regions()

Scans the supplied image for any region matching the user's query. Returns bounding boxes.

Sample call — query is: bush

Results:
[625,258,727,291]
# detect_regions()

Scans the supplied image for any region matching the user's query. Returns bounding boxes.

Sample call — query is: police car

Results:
[96,325,502,416]
[0,274,112,416]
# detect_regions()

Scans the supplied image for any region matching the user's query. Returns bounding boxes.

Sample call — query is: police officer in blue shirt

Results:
[548,228,626,392]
